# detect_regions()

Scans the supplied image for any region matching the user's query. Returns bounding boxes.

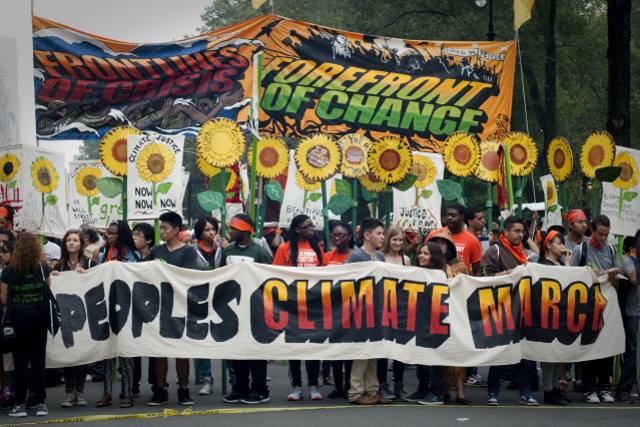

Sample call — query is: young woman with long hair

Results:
[95,221,139,408]
[273,214,324,401]
[0,233,51,417]
[53,230,93,408]
[379,225,411,399]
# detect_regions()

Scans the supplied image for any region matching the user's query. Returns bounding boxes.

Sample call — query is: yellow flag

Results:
[514,0,535,31]
[252,0,268,9]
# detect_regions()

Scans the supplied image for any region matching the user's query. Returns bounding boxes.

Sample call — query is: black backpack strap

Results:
[579,241,588,267]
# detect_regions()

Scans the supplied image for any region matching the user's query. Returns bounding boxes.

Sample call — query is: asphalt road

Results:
[0,362,638,426]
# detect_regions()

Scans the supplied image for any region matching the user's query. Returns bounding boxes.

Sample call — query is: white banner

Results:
[601,146,640,237]
[540,174,562,229]
[392,152,444,234]
[278,151,338,228]
[68,160,122,229]
[0,145,68,236]
[126,133,184,220]
[46,261,624,368]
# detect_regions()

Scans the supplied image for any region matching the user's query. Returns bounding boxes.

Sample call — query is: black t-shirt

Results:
[1,262,50,309]
[147,244,207,270]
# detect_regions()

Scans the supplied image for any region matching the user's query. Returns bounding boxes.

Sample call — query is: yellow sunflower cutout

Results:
[503,132,538,176]
[545,181,557,205]
[338,134,371,178]
[442,132,480,177]
[547,137,573,183]
[250,137,289,179]
[136,143,176,183]
[31,156,59,194]
[295,170,321,192]
[0,154,20,183]
[196,155,221,177]
[612,152,639,190]
[475,140,501,183]
[74,166,102,197]
[359,171,387,193]
[100,126,142,176]
[580,131,615,179]
[295,134,341,181]
[412,156,437,188]
[197,118,245,168]
[367,137,413,184]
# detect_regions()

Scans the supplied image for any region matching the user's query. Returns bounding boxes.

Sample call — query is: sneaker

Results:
[486,393,499,406]
[309,386,322,400]
[61,392,76,408]
[350,394,378,405]
[328,389,344,399]
[519,393,539,406]
[75,392,88,407]
[598,390,615,403]
[35,403,48,417]
[615,391,634,403]
[223,391,245,403]
[418,394,444,405]
[287,386,303,401]
[147,388,168,406]
[374,393,393,404]
[403,390,429,403]
[583,391,600,404]
[241,392,270,404]
[465,374,485,387]
[544,388,568,406]
[198,380,214,396]
[393,382,405,399]
[8,404,27,418]
[378,384,396,400]
[177,388,194,406]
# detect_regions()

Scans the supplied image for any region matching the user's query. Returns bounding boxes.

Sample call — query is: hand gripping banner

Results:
[32,15,515,150]
[45,261,623,368]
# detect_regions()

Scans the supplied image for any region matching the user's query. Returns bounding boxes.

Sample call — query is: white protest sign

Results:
[393,152,444,234]
[0,145,68,236]
[279,151,338,228]
[600,146,640,237]
[127,134,184,220]
[68,160,122,229]
[540,174,562,229]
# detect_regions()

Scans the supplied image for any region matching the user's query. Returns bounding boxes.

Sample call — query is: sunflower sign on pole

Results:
[503,132,538,216]
[600,146,640,237]
[547,137,573,209]
[68,160,122,228]
[98,126,143,222]
[338,134,371,235]
[295,134,342,246]
[126,133,184,222]
[367,137,414,228]
[540,174,562,229]
[0,145,68,236]
[440,132,480,208]
[393,152,444,235]
[197,118,246,236]
[251,136,288,236]
[579,131,617,217]
[475,140,501,226]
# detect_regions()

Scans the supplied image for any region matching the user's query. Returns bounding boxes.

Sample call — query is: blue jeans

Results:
[196,359,212,383]
[416,365,444,397]
[488,360,535,395]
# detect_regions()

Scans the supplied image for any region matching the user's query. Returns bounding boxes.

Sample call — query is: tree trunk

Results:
[543,0,557,145]
[607,0,631,147]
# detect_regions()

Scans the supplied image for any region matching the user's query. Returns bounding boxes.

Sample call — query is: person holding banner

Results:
[273,214,324,401]
[1,233,51,418]
[482,216,538,406]
[570,215,621,404]
[193,216,221,396]
[537,228,572,406]
[403,241,447,405]
[95,221,140,409]
[52,229,95,408]
[145,211,207,407]
[428,204,482,276]
[564,209,589,253]
[220,214,272,404]
[346,218,391,405]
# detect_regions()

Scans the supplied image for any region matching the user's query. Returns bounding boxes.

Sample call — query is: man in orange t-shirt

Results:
[427,203,482,275]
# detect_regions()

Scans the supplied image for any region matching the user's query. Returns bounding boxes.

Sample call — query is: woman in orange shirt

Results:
[272,215,325,401]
